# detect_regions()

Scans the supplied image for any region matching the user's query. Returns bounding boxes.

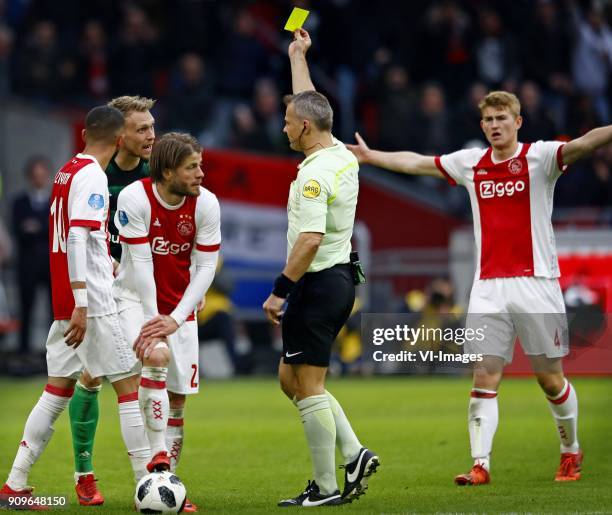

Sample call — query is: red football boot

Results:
[183,498,198,512]
[0,483,49,510]
[147,451,171,472]
[555,451,583,481]
[75,474,104,506]
[454,464,491,485]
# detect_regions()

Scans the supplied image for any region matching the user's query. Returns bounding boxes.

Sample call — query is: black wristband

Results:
[272,273,296,298]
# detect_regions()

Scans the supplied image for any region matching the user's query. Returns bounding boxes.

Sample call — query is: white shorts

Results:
[46,314,138,382]
[117,299,199,395]
[465,277,569,364]
[166,320,200,395]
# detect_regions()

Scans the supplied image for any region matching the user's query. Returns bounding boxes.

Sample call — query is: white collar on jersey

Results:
[76,153,102,169]
[490,142,523,165]
[151,181,186,210]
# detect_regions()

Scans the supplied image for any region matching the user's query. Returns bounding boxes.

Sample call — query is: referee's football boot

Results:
[340,447,380,501]
[278,480,345,507]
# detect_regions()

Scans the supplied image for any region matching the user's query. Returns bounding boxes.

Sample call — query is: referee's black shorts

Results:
[281,263,355,367]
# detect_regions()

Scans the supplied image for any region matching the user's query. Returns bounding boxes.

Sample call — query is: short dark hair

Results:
[84,105,125,144]
[149,132,202,183]
[283,91,333,131]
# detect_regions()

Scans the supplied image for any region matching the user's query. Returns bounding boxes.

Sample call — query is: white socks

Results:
[325,390,362,464]
[166,408,184,472]
[139,367,169,456]
[7,385,73,491]
[297,395,338,495]
[118,393,151,481]
[468,389,498,471]
[547,379,579,453]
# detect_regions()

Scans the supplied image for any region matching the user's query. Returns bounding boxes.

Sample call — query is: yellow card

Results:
[284,7,309,32]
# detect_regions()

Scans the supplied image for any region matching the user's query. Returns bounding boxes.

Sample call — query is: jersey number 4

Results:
[50,197,67,253]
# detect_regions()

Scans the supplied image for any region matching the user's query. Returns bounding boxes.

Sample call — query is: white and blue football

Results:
[134,471,186,513]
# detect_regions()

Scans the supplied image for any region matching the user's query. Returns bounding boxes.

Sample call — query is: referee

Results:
[263,29,379,507]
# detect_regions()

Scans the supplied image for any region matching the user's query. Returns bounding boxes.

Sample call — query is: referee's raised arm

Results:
[288,29,315,93]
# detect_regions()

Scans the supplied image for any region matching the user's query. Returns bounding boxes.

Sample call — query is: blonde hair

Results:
[478,91,521,118]
[108,95,156,117]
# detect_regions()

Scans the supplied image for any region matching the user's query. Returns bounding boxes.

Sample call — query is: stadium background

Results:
[0,0,610,512]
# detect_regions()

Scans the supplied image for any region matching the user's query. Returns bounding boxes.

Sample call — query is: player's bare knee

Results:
[536,372,565,397]
[472,368,502,391]
[111,374,139,396]
[144,347,170,368]
[79,370,102,389]
[168,391,186,408]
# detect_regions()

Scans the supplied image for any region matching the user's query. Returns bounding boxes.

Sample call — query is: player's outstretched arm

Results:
[288,28,315,93]
[562,125,612,166]
[346,132,443,178]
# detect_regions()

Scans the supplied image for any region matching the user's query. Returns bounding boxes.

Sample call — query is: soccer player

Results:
[114,132,221,512]
[348,91,612,484]
[263,29,378,507]
[0,106,149,507]
[68,95,155,506]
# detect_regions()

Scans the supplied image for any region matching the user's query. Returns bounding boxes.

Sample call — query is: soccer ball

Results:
[134,471,187,513]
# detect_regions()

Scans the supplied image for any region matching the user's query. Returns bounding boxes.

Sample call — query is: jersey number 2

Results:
[190,364,198,388]
[50,197,67,253]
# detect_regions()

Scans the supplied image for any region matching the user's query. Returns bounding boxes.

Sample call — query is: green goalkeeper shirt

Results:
[106,155,149,261]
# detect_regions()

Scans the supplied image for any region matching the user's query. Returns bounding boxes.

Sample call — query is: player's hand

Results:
[288,28,311,58]
[64,307,87,348]
[197,298,206,312]
[263,293,285,326]
[112,257,120,277]
[346,132,372,164]
[139,315,179,339]
[133,335,166,361]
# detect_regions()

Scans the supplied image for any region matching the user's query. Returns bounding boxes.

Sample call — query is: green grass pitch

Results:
[1,376,610,513]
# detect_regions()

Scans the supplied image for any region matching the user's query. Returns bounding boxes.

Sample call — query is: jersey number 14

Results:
[50,197,67,253]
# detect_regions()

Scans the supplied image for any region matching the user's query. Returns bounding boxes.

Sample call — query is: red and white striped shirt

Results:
[49,153,115,319]
[113,178,221,317]
[435,141,567,280]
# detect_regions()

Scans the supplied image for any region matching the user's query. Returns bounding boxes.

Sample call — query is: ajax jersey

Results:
[114,178,221,317]
[49,154,115,320]
[435,141,567,280]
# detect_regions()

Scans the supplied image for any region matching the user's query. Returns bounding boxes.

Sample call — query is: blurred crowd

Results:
[0,0,611,206]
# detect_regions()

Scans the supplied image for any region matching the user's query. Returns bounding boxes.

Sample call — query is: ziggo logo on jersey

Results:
[479,179,526,199]
[151,236,190,255]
